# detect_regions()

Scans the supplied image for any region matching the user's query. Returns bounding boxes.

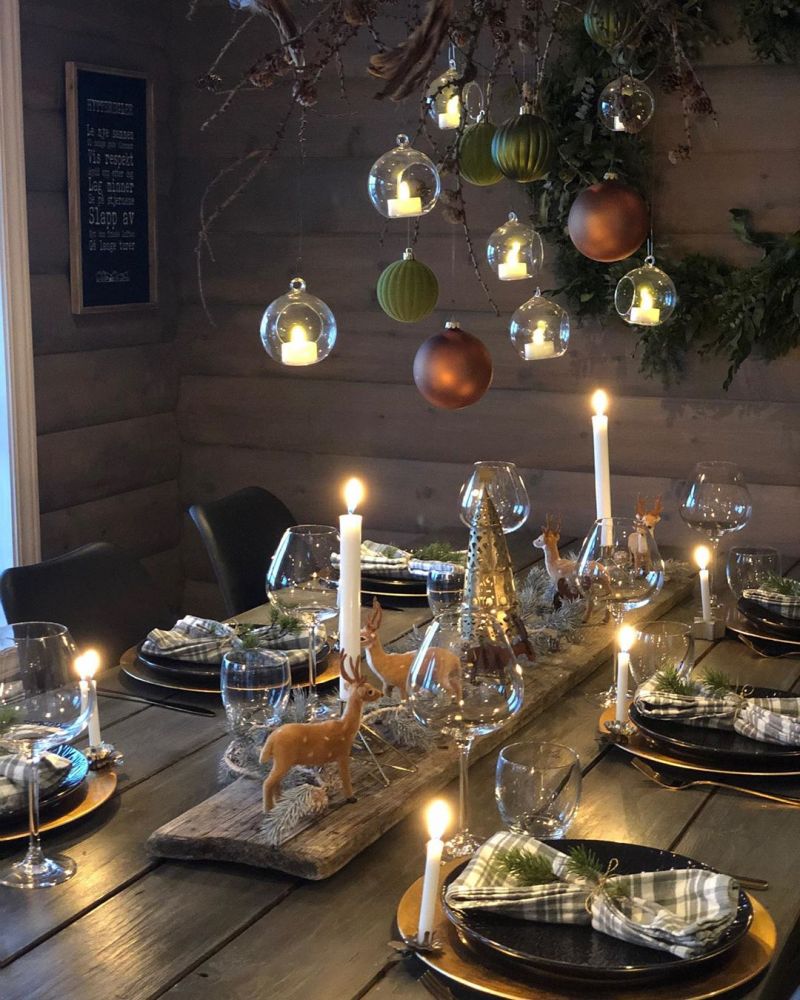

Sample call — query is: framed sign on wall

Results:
[65,63,157,314]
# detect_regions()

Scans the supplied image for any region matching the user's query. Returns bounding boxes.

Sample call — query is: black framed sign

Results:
[66,63,157,313]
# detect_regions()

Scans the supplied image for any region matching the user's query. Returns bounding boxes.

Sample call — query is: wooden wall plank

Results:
[40,480,181,560]
[38,413,180,511]
[178,376,800,487]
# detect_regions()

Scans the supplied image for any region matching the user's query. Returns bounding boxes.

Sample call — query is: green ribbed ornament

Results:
[458,119,503,187]
[491,109,555,183]
[376,249,439,323]
[583,0,637,50]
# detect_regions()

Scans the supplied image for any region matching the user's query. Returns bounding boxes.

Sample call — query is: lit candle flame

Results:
[445,94,460,118]
[288,324,308,344]
[506,240,521,266]
[426,799,450,841]
[694,545,711,571]
[532,321,546,347]
[76,649,100,680]
[398,179,411,201]
[591,389,609,416]
[639,286,655,311]
[344,477,364,514]
[618,625,636,653]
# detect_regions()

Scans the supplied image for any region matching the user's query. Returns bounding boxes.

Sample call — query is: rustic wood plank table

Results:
[1,546,799,1000]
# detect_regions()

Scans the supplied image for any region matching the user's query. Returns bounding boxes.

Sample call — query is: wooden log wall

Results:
[20,0,182,609]
[170,4,800,617]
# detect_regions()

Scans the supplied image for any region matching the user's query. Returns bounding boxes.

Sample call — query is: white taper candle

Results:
[339,478,364,700]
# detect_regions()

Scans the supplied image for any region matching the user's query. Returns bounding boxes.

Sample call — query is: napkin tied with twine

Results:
[445,832,738,958]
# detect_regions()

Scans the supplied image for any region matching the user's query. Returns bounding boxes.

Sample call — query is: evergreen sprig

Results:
[758,575,800,598]
[411,541,466,565]
[654,667,695,695]
[701,668,733,696]
[564,844,604,883]
[492,847,557,885]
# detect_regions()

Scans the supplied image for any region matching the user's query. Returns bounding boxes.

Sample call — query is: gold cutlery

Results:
[631,757,800,810]
[419,969,455,1000]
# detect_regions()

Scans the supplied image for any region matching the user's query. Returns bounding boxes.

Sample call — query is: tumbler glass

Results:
[495,741,581,838]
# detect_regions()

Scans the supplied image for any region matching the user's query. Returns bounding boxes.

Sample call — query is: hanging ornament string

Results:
[296,107,306,274]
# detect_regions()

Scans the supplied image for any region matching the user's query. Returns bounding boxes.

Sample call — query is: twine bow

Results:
[583,857,625,914]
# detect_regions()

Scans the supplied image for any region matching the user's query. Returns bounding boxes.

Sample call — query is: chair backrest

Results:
[189,486,296,617]
[0,542,172,666]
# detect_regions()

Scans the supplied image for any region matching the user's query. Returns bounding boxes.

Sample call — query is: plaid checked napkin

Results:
[445,832,738,958]
[333,540,466,580]
[743,587,800,621]
[141,616,323,668]
[634,676,800,745]
[0,752,72,815]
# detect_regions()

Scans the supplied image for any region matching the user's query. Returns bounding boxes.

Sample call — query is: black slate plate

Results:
[0,744,89,824]
[137,643,330,685]
[737,598,800,640]
[362,574,427,592]
[629,685,800,767]
[442,839,752,984]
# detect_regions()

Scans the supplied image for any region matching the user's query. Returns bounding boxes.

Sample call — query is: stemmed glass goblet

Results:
[680,461,752,609]
[459,461,530,534]
[267,525,339,721]
[575,517,665,707]
[0,622,93,889]
[408,609,524,858]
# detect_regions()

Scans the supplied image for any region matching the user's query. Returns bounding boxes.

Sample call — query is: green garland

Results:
[527,6,800,388]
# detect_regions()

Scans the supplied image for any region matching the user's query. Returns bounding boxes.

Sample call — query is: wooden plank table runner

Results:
[148,573,693,879]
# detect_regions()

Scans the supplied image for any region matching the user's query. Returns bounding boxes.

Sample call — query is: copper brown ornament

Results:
[567,177,649,263]
[413,321,493,410]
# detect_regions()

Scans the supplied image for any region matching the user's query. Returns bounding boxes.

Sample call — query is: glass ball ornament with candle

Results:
[486,212,543,282]
[260,277,336,366]
[598,75,655,134]
[426,62,462,130]
[367,134,440,220]
[615,257,677,327]
[510,290,569,361]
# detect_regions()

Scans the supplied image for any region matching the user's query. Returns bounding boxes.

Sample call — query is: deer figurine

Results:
[361,598,461,698]
[533,515,578,597]
[628,495,663,571]
[260,656,381,811]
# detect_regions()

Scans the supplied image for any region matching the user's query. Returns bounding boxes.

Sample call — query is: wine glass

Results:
[267,525,339,720]
[459,461,530,533]
[726,546,781,600]
[629,621,695,685]
[0,622,92,889]
[426,565,465,616]
[680,462,753,609]
[575,517,665,707]
[408,609,524,858]
[495,741,581,838]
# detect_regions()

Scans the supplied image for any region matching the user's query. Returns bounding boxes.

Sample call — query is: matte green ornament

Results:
[491,107,555,184]
[376,249,439,323]
[583,0,637,51]
[458,117,503,187]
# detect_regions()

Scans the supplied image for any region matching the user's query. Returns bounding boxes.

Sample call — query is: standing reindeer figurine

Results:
[361,598,461,698]
[260,656,381,811]
[534,515,578,599]
[628,496,663,571]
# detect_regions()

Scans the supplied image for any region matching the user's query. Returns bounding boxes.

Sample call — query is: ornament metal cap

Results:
[603,170,619,180]
[402,247,415,261]
[445,319,460,329]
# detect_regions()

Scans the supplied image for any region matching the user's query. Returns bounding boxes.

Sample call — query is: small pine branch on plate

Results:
[758,574,800,598]
[564,845,604,883]
[654,667,695,696]
[268,606,302,634]
[493,848,557,885]
[411,541,466,565]
[701,668,733,696]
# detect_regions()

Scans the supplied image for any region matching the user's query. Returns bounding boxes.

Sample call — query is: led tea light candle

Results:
[338,478,364,701]
[695,545,712,623]
[438,93,461,129]
[523,321,555,360]
[629,286,661,325]
[281,324,318,366]
[387,177,422,219]
[615,625,636,724]
[418,799,450,942]
[498,240,529,281]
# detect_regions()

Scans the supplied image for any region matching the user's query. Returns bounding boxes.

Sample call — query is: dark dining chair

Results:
[0,542,173,666]
[188,486,296,617]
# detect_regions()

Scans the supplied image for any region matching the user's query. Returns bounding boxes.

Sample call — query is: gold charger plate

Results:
[599,707,800,778]
[396,861,775,1000]
[0,768,117,842]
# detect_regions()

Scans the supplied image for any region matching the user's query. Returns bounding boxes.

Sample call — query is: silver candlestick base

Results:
[604,718,636,741]
[389,931,442,955]
[85,742,124,770]
[691,616,726,641]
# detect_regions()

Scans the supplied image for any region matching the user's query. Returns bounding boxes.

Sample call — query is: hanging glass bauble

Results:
[486,212,543,281]
[367,134,440,219]
[615,256,677,327]
[426,62,463,130]
[598,76,655,134]
[260,277,336,366]
[413,321,493,410]
[584,0,637,50]
[491,97,555,183]
[567,174,649,262]
[509,290,570,361]
[458,114,503,187]
[376,248,438,323]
